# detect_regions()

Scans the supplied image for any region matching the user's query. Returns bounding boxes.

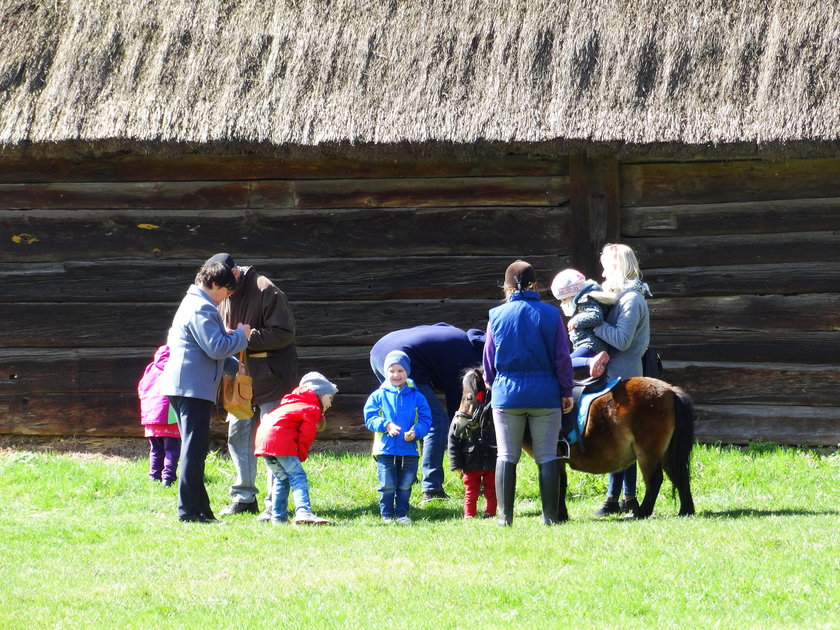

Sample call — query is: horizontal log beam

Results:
[3,395,836,445]
[650,331,840,363]
[0,176,569,210]
[0,255,570,302]
[647,262,840,298]
[621,159,840,207]
[694,404,840,446]
[0,300,496,347]
[0,347,382,396]
[663,361,840,406]
[649,294,840,332]
[622,197,840,237]
[0,153,570,183]
[0,206,571,262]
[0,392,370,441]
[626,232,838,269]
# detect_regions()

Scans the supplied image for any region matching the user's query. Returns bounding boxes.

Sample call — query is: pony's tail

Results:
[666,388,695,515]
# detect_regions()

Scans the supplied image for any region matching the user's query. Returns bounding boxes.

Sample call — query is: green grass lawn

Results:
[0,441,837,629]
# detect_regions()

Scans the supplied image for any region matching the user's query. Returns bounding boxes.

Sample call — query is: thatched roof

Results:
[1,0,839,156]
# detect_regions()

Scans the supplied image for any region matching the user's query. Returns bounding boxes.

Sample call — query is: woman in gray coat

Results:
[592,244,651,517]
[160,261,251,522]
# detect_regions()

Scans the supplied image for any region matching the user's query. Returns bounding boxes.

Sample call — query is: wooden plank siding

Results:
[622,158,840,446]
[1,152,838,445]
[0,152,572,441]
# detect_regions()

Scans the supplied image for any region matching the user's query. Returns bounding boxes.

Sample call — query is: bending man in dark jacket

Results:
[370,323,485,502]
[207,254,298,520]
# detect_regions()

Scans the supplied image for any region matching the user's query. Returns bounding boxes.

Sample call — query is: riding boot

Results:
[537,460,560,525]
[495,461,516,527]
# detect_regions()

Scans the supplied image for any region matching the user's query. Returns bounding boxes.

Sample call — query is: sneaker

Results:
[219,500,259,516]
[619,496,640,514]
[383,517,395,524]
[395,516,412,525]
[162,479,174,488]
[421,490,450,503]
[294,511,331,525]
[589,351,610,378]
[271,518,289,525]
[482,512,496,519]
[593,499,621,518]
[256,509,272,522]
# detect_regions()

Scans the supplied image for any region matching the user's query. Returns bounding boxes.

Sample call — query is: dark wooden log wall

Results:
[0,152,571,441]
[620,158,840,445]
[1,152,838,445]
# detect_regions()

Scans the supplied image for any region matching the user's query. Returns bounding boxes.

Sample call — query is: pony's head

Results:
[452,367,489,438]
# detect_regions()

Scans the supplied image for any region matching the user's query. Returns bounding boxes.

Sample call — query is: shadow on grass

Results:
[697,508,840,519]
[324,500,465,522]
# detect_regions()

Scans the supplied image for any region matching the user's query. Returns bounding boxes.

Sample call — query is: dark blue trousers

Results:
[168,396,213,520]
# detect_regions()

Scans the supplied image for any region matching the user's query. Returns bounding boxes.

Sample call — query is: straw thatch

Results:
[1,0,839,155]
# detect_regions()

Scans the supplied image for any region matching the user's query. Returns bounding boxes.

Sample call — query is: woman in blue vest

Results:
[482,261,574,526]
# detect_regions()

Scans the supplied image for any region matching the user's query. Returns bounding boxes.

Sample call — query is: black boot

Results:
[538,460,560,525]
[593,498,621,517]
[495,461,516,527]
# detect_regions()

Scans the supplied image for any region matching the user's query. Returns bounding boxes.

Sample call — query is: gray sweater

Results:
[593,280,650,379]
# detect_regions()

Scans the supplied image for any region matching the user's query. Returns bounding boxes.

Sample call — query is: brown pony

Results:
[457,368,695,520]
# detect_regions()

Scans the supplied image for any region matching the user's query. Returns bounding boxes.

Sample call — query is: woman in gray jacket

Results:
[160,261,251,523]
[592,244,651,517]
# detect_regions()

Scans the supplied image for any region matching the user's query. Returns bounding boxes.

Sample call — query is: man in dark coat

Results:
[370,323,485,502]
[207,254,298,520]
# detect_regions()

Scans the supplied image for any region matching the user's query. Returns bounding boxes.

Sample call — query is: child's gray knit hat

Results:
[299,372,338,396]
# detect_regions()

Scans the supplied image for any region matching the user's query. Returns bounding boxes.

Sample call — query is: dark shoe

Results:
[537,460,560,525]
[421,490,450,503]
[219,500,259,516]
[593,499,621,518]
[620,496,640,514]
[256,509,272,522]
[496,461,516,526]
[178,514,218,524]
[162,479,174,487]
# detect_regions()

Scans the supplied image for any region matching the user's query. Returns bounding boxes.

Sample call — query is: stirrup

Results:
[557,438,571,460]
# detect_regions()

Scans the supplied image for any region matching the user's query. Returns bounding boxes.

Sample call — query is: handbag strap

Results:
[238,350,247,375]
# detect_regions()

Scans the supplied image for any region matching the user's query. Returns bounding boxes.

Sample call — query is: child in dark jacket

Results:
[137,345,181,486]
[551,269,614,378]
[254,372,338,525]
[448,389,497,518]
[363,351,432,524]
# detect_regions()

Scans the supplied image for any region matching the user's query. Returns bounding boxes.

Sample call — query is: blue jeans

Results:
[227,401,279,506]
[263,456,311,521]
[375,455,418,519]
[608,464,638,498]
[415,382,449,493]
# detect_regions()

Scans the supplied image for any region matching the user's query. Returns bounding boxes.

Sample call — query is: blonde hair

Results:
[600,243,642,291]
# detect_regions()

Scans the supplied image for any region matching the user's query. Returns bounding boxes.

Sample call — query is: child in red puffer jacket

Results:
[254,372,338,525]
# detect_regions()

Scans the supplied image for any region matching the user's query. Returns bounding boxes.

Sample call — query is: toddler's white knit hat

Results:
[551,269,587,301]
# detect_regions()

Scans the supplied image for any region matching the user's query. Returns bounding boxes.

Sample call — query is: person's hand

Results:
[236,323,251,339]
[562,397,574,414]
[567,320,576,331]
[403,429,416,441]
[386,422,401,437]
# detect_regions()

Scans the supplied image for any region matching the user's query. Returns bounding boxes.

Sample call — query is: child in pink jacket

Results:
[138,346,181,486]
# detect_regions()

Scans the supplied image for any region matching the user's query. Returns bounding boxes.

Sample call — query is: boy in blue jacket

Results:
[363,351,432,524]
